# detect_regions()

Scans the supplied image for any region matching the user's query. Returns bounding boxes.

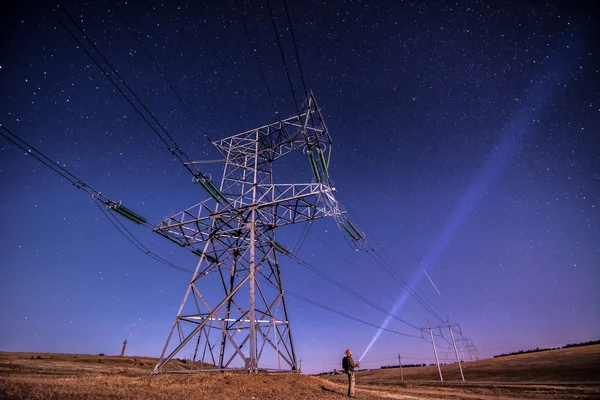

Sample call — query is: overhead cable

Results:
[365,247,446,324]
[282,0,309,99]
[49,0,212,185]
[265,0,300,114]
[234,0,281,118]
[1,123,192,274]
[107,0,214,144]
[285,289,422,339]
[94,202,194,273]
[1,124,100,196]
[284,251,421,331]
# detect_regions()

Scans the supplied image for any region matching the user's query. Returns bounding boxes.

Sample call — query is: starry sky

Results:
[1,0,598,375]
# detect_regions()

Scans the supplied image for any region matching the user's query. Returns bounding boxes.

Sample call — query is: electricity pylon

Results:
[152,94,363,374]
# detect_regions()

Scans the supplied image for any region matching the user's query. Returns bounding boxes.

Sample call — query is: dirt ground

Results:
[1,345,599,399]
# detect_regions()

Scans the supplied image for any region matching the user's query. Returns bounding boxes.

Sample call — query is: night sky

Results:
[1,0,598,374]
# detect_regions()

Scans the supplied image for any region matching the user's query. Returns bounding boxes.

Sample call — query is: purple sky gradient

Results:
[1,0,598,374]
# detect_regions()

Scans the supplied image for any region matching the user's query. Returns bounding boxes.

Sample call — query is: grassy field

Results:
[327,344,600,399]
[1,345,599,399]
[350,344,600,382]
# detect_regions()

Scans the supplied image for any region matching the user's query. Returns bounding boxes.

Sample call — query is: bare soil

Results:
[0,345,599,399]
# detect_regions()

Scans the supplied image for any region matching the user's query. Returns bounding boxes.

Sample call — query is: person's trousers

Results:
[347,370,355,397]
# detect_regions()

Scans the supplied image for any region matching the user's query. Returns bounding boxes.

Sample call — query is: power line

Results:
[93,201,194,273]
[344,212,447,324]
[284,289,422,339]
[107,0,214,145]
[274,0,318,133]
[282,0,309,99]
[292,220,313,254]
[4,118,438,347]
[284,251,421,331]
[1,123,193,274]
[1,124,99,196]
[311,219,446,326]
[360,221,445,314]
[365,247,446,324]
[49,0,209,183]
[234,0,281,118]
[265,0,300,114]
[312,231,404,303]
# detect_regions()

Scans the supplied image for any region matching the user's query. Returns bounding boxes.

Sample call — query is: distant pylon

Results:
[153,94,361,374]
[447,320,465,381]
[427,321,443,382]
[120,340,127,357]
[398,353,403,381]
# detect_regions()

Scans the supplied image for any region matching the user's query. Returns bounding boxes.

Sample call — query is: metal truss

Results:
[154,183,338,247]
[153,93,358,374]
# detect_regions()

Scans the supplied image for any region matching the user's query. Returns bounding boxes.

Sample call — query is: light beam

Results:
[359,43,575,361]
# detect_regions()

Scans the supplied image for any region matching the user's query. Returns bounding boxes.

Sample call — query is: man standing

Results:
[342,349,360,397]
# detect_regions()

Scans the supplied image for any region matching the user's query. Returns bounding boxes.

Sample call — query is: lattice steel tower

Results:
[152,94,364,373]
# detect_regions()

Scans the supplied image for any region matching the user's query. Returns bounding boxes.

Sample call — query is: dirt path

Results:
[357,382,600,400]
[358,385,521,400]
[356,386,434,399]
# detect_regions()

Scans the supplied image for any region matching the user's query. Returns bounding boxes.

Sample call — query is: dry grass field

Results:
[0,352,396,400]
[1,345,599,399]
[328,344,600,399]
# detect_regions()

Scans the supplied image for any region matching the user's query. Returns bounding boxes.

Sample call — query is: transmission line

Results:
[1,124,99,196]
[281,0,309,99]
[51,0,448,351]
[369,249,446,323]
[284,251,421,331]
[257,275,421,339]
[265,0,300,114]
[360,224,444,313]
[309,221,446,325]
[312,231,399,301]
[16,3,450,362]
[1,123,193,274]
[284,289,422,339]
[49,0,212,185]
[234,0,281,118]
[292,220,313,254]
[365,247,446,324]
[107,0,214,144]
[342,211,447,324]
[93,202,194,273]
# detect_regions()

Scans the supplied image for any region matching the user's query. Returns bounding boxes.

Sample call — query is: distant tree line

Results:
[562,339,600,348]
[493,339,600,358]
[494,347,560,358]
[381,363,434,369]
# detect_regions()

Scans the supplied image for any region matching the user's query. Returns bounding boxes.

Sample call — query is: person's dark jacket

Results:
[342,355,357,372]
